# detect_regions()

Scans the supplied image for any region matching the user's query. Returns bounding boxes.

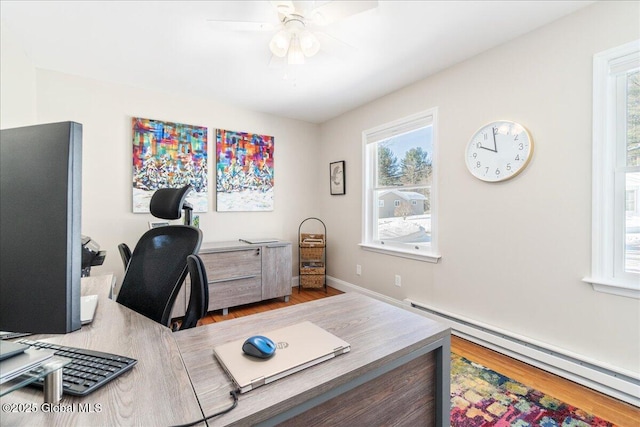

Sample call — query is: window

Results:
[586,40,640,298]
[627,189,637,212]
[361,108,440,262]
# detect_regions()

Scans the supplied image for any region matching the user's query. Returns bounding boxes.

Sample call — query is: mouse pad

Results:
[213,321,350,393]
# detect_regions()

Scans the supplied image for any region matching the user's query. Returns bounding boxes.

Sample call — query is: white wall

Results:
[30,70,321,280]
[318,1,640,375]
[0,21,36,127]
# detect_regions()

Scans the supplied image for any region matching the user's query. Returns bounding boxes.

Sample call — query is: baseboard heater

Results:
[404,298,640,407]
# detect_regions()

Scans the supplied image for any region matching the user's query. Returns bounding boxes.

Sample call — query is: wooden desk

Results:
[175,292,451,426]
[0,275,204,426]
[1,276,450,426]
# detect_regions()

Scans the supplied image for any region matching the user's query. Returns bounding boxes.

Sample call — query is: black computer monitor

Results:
[0,121,83,334]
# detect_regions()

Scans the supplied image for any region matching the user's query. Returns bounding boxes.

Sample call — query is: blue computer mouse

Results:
[242,335,276,359]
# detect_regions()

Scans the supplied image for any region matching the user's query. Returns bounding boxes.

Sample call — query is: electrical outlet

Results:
[395,274,401,287]
[356,264,362,276]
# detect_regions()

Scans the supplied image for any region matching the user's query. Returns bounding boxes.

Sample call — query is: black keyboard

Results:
[17,339,137,397]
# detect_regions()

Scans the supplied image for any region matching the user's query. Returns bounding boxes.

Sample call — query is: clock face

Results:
[465,121,533,182]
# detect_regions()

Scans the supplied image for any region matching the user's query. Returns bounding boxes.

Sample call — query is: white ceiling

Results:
[0,1,593,124]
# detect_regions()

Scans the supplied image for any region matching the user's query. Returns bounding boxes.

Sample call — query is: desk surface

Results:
[0,275,204,426]
[1,276,450,426]
[175,292,450,426]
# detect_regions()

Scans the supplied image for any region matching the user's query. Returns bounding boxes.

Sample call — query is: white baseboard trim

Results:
[321,275,640,407]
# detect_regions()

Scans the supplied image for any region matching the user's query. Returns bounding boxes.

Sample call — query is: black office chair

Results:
[116,185,208,331]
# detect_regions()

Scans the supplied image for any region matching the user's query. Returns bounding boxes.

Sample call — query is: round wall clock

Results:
[465,120,533,182]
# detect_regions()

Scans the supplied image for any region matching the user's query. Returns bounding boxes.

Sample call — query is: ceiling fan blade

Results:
[206,20,277,32]
[310,0,378,26]
[270,1,295,19]
[291,1,319,15]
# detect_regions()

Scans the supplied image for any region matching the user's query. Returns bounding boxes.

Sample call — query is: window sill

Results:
[359,243,441,263]
[582,277,640,299]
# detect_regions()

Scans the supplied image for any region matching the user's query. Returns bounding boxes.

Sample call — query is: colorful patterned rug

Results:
[451,353,614,426]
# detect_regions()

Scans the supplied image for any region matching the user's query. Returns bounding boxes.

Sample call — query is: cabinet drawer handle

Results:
[202,248,261,255]
[209,274,258,284]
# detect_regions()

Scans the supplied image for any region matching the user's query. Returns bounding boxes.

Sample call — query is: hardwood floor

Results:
[198,286,344,325]
[197,287,640,426]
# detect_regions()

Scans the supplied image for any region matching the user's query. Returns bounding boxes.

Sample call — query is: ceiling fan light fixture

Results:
[269,30,291,57]
[299,30,320,57]
[287,35,305,65]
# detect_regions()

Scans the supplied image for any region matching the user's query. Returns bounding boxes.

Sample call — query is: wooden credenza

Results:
[172,240,292,318]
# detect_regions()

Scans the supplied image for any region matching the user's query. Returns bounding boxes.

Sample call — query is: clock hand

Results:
[478,145,497,153]
[492,127,498,152]
[476,128,498,152]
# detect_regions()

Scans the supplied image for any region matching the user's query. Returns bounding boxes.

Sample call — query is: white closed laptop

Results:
[81,294,99,325]
[238,238,279,244]
[214,321,350,393]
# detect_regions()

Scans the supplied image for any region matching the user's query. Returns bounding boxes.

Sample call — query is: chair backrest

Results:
[116,225,202,327]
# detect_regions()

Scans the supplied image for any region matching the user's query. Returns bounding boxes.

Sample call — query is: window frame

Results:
[584,40,640,299]
[361,108,441,263]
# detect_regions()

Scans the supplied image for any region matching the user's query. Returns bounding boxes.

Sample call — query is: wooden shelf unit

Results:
[298,218,326,292]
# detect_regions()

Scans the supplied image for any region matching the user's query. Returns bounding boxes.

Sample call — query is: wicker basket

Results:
[300,246,324,260]
[300,274,325,288]
[300,233,325,246]
[300,262,325,275]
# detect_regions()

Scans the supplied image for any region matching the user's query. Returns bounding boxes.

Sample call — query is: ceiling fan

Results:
[207,1,378,65]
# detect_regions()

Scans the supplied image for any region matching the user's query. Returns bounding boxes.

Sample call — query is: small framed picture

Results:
[330,161,345,195]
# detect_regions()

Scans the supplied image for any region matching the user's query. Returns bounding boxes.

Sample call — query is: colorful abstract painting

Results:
[132,117,208,213]
[450,353,614,426]
[216,129,274,212]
